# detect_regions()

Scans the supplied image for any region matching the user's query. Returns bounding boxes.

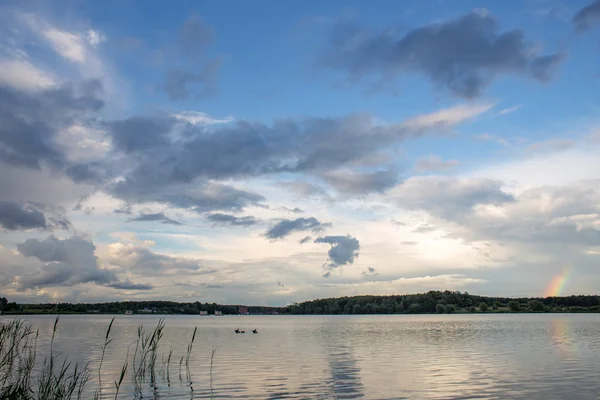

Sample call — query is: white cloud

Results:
[86,29,105,47]
[41,28,87,63]
[402,103,494,131]
[0,59,56,91]
[173,111,234,125]
[497,105,522,116]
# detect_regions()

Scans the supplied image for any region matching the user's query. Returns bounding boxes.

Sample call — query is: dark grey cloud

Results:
[324,10,564,98]
[299,235,312,244]
[73,105,479,209]
[362,266,378,276]
[315,235,360,273]
[0,201,71,231]
[127,212,182,225]
[178,14,216,56]
[101,113,415,199]
[573,0,600,32]
[322,168,398,194]
[107,280,153,290]
[163,59,221,101]
[16,235,117,290]
[109,181,265,214]
[107,115,174,154]
[265,217,331,240]
[0,201,47,230]
[206,213,258,227]
[0,80,104,169]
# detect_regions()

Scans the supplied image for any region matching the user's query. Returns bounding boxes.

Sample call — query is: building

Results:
[238,306,249,315]
[214,310,223,316]
[199,310,208,316]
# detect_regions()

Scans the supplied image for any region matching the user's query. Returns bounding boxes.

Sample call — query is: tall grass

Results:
[0,318,217,399]
[0,318,90,400]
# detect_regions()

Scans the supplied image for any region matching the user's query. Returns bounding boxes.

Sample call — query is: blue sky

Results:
[0,0,599,305]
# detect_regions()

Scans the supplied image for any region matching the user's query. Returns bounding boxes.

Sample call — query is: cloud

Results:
[474,133,509,146]
[107,115,174,154]
[315,235,360,273]
[163,59,221,101]
[324,10,564,98]
[362,266,378,276]
[0,201,47,230]
[178,14,215,57]
[497,105,522,116]
[527,139,575,153]
[109,181,265,214]
[96,106,484,205]
[107,280,153,290]
[401,103,494,130]
[41,28,89,63]
[0,201,71,231]
[415,155,459,172]
[265,217,331,240]
[299,236,312,244]
[412,224,437,234]
[163,16,220,101]
[206,213,258,227]
[127,212,183,225]
[106,242,215,276]
[173,111,233,125]
[16,235,117,290]
[278,181,330,198]
[572,0,600,32]
[322,168,399,194]
[389,176,514,220]
[0,59,56,92]
[0,79,104,170]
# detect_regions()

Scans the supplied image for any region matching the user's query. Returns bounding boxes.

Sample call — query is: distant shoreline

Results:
[3,291,600,316]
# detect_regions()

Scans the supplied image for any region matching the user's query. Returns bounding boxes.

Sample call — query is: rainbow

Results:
[544,266,573,297]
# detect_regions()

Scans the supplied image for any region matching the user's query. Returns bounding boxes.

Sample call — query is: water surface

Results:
[8,314,600,399]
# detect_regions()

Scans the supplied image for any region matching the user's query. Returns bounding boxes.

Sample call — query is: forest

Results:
[286,291,600,314]
[3,291,600,315]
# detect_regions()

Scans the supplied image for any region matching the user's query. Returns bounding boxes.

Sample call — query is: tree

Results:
[528,300,544,312]
[468,306,476,312]
[408,303,421,313]
[494,301,503,308]
[479,302,488,312]
[444,304,456,314]
[436,303,445,313]
[508,301,520,312]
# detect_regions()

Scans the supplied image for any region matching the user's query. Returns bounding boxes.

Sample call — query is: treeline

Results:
[286,291,600,314]
[0,298,283,315]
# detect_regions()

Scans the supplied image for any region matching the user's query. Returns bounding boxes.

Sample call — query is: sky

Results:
[0,0,600,306]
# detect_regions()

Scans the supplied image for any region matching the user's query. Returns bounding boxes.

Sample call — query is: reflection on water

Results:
[7,314,600,399]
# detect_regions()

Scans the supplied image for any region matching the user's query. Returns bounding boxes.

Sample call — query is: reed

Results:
[0,318,216,399]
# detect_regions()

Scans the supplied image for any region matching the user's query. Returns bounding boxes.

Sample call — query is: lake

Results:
[6,313,600,399]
